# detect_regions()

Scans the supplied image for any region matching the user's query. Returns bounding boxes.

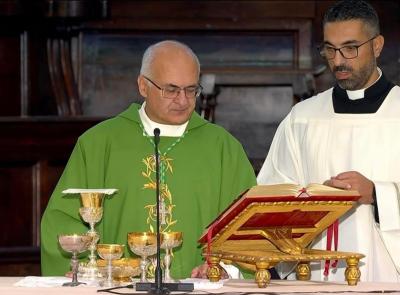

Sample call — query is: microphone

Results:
[153,128,162,293]
[135,128,193,294]
[154,128,160,145]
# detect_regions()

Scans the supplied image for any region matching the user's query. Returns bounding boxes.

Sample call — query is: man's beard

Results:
[333,61,376,90]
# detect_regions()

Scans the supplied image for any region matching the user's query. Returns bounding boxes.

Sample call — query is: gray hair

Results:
[140,40,201,77]
[323,0,380,36]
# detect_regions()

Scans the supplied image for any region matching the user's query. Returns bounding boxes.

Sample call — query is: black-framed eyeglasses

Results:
[318,36,377,60]
[143,76,203,99]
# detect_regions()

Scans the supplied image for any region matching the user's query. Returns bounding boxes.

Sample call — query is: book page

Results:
[306,183,359,196]
[245,183,301,197]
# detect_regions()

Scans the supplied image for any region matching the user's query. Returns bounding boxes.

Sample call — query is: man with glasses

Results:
[258,0,400,282]
[41,40,256,277]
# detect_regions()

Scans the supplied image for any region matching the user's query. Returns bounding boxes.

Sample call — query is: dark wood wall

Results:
[0,0,399,276]
[0,118,99,275]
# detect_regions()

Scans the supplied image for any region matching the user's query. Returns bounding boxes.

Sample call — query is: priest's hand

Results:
[191,262,229,279]
[323,171,374,204]
[191,262,208,278]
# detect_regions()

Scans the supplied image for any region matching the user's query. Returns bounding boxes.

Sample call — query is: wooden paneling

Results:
[0,118,100,275]
[0,0,19,16]
[0,247,40,276]
[0,0,107,18]
[110,1,316,19]
[0,35,20,116]
[0,164,35,246]
[0,119,98,159]
[86,1,316,30]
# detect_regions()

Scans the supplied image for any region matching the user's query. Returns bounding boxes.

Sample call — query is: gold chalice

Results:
[62,188,117,280]
[127,232,157,282]
[79,192,105,279]
[58,234,92,287]
[161,232,183,282]
[97,244,125,287]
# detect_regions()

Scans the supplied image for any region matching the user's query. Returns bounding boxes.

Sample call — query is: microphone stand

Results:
[135,128,193,294]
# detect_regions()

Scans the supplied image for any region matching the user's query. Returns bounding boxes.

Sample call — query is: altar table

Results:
[1,277,399,295]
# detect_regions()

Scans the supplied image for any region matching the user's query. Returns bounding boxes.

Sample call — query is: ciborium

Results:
[58,234,92,287]
[97,244,125,287]
[161,232,182,282]
[98,258,141,283]
[127,232,157,282]
[62,188,117,279]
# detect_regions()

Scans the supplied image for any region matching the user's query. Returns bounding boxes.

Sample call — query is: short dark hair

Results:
[323,0,380,36]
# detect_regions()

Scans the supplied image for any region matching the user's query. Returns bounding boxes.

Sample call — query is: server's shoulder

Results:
[291,88,333,117]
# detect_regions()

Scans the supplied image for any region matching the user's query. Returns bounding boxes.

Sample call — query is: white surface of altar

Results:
[1,277,400,295]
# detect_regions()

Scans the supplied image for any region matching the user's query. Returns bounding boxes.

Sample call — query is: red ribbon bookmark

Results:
[324,219,339,277]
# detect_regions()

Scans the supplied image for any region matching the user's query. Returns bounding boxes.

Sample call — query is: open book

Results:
[199,183,360,244]
[197,184,363,287]
[244,183,360,198]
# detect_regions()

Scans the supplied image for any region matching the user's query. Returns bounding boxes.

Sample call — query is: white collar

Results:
[138,102,188,137]
[346,67,382,100]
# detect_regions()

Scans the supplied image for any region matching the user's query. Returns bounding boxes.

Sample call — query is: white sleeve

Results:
[374,181,400,231]
[219,261,243,279]
[374,182,400,275]
[379,230,400,274]
[257,112,305,185]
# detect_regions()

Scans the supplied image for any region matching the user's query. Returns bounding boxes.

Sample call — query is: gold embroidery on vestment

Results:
[142,155,177,232]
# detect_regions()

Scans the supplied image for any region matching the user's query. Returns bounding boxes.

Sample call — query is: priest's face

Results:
[138,48,199,125]
[322,20,384,90]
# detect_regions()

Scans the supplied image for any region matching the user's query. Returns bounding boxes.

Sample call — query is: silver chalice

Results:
[58,234,92,287]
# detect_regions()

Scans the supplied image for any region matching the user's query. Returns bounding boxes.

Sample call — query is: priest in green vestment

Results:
[40,40,256,278]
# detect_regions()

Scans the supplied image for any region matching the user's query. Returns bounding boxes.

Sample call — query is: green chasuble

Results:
[41,103,256,278]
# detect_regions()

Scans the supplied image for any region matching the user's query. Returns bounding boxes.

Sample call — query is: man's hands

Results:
[323,171,374,204]
[191,262,209,278]
[191,262,229,279]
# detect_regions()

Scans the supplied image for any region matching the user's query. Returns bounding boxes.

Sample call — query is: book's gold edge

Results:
[246,183,359,197]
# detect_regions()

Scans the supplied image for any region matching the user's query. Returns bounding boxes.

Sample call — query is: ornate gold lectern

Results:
[198,184,364,288]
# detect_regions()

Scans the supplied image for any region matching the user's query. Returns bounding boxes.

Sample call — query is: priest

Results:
[41,40,256,278]
[258,0,400,282]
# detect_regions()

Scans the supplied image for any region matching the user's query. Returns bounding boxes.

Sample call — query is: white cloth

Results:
[62,188,118,195]
[179,278,226,289]
[220,261,244,279]
[14,276,98,287]
[257,85,400,282]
